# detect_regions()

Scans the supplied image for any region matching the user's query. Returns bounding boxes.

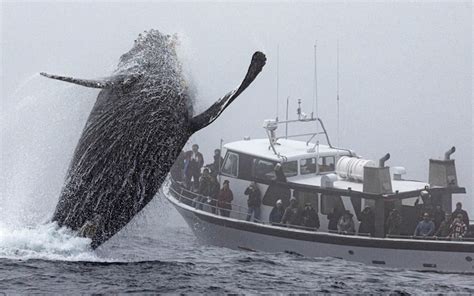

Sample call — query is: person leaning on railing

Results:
[281,197,302,227]
[269,199,285,225]
[244,182,262,222]
[451,202,470,227]
[448,214,467,239]
[386,208,402,236]
[195,168,212,210]
[217,180,233,217]
[414,213,435,237]
[337,210,355,234]
[434,213,451,237]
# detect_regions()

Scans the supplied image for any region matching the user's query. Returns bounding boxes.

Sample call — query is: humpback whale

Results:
[41,30,266,249]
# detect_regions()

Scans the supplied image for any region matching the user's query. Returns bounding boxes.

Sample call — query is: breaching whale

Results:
[41,30,266,249]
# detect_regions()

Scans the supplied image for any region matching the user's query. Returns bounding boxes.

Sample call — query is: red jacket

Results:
[217,188,233,209]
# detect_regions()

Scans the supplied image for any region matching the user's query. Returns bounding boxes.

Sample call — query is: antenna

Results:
[313,42,318,120]
[285,97,289,139]
[336,40,340,148]
[276,44,280,121]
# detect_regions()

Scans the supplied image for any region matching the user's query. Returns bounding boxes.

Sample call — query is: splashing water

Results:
[0,74,99,261]
[0,222,96,261]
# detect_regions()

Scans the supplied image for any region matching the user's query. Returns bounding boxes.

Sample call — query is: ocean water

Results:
[1,196,474,294]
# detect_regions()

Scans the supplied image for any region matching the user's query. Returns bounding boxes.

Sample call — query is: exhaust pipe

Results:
[444,146,456,160]
[379,153,390,167]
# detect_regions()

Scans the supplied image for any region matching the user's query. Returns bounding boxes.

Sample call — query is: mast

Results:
[313,42,318,120]
[276,44,280,121]
[337,40,340,148]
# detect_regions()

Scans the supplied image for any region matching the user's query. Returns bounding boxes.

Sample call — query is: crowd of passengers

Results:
[171,145,471,239]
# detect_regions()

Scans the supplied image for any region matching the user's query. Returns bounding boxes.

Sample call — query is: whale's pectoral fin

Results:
[189,51,266,133]
[40,72,119,88]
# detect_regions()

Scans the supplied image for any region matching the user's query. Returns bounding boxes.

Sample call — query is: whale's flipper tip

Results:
[190,51,267,132]
[252,51,267,67]
[39,72,112,89]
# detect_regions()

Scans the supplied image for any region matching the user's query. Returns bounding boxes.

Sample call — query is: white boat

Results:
[164,102,472,273]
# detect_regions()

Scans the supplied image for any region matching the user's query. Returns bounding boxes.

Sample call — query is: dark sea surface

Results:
[1,195,473,294]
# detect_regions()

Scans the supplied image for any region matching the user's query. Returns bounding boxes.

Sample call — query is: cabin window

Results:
[253,159,298,180]
[300,158,317,175]
[320,194,345,215]
[294,190,319,212]
[222,152,239,177]
[282,161,298,177]
[318,156,335,173]
[253,158,276,180]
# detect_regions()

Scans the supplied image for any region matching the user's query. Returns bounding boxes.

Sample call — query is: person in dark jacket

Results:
[208,175,220,214]
[301,203,320,230]
[244,182,262,222]
[386,208,402,235]
[282,197,302,227]
[327,206,343,232]
[337,210,355,233]
[451,202,470,227]
[195,168,212,210]
[185,144,204,191]
[206,149,224,177]
[358,206,375,236]
[269,199,284,225]
[217,180,233,217]
[435,213,451,237]
[433,205,446,231]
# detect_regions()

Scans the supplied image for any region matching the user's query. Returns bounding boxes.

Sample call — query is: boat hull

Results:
[165,187,474,273]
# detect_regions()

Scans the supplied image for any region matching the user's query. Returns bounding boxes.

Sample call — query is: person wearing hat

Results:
[281,196,302,226]
[414,212,435,237]
[269,199,285,225]
[217,179,233,217]
[337,210,355,234]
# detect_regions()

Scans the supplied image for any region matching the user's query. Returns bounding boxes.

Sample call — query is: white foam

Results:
[0,75,100,262]
[0,221,99,261]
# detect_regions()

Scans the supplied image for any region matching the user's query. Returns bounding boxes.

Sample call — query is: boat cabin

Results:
[216,117,466,238]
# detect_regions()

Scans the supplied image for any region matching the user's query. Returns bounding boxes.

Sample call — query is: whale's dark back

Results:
[43,30,266,248]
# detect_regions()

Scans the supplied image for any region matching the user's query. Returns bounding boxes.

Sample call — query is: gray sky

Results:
[1,1,472,216]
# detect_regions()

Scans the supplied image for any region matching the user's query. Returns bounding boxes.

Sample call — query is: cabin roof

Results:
[223,138,351,162]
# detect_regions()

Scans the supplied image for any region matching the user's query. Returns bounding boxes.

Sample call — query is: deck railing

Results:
[168,179,474,242]
[168,180,323,232]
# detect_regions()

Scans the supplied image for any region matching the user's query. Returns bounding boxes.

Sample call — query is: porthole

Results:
[348,250,354,255]
[466,256,473,262]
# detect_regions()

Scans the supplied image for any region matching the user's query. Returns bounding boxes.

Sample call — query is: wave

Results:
[0,222,97,261]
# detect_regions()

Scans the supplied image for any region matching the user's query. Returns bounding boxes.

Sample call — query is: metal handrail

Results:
[169,186,254,219]
[169,181,321,231]
[174,184,251,214]
[386,234,474,242]
[168,180,474,242]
